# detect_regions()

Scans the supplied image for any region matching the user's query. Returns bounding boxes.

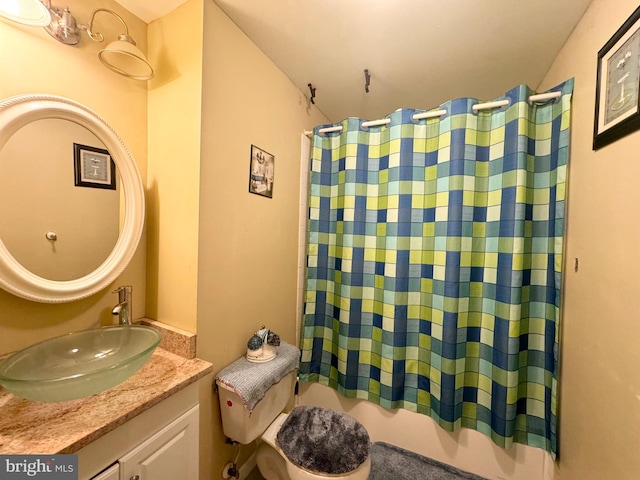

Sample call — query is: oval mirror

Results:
[0,94,145,302]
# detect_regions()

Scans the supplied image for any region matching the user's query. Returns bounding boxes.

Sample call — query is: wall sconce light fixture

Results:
[0,0,154,80]
[0,0,51,26]
[86,8,153,80]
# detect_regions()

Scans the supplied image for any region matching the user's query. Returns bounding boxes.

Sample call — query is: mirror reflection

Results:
[0,119,121,281]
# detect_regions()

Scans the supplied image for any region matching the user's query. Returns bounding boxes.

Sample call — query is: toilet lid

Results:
[276,406,370,475]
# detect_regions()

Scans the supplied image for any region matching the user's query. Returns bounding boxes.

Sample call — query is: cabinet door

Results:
[119,405,199,480]
[91,464,119,480]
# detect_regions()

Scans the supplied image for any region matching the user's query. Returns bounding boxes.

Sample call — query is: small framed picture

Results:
[593,5,640,150]
[74,143,116,190]
[248,144,275,198]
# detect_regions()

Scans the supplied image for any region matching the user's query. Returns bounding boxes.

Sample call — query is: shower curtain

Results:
[299,79,573,457]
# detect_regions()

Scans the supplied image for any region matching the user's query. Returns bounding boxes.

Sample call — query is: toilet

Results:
[216,349,371,480]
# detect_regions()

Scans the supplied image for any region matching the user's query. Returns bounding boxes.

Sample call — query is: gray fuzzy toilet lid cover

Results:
[276,406,370,475]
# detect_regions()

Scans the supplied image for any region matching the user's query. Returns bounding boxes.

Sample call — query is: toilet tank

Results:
[216,370,297,445]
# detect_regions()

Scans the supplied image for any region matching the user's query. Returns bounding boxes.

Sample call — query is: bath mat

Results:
[369,442,487,480]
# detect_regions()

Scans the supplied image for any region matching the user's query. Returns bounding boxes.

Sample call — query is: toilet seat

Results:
[260,409,371,480]
[261,413,288,451]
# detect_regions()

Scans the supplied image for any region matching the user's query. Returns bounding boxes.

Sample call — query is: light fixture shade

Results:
[98,39,154,80]
[0,0,51,26]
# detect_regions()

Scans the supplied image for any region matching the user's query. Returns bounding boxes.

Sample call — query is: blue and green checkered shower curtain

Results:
[299,80,573,457]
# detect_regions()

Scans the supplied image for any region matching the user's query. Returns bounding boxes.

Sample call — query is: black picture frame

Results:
[73,143,116,190]
[248,144,275,198]
[593,6,640,150]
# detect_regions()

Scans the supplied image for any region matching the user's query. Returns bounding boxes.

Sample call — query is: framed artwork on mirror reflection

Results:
[248,144,274,198]
[74,143,116,190]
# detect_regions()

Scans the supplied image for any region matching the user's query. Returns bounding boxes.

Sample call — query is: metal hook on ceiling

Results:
[308,83,316,104]
[364,69,371,93]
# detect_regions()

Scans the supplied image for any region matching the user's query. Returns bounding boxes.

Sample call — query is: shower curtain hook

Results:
[308,83,316,104]
[364,69,371,93]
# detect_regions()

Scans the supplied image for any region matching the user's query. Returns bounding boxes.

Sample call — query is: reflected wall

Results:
[0,119,120,281]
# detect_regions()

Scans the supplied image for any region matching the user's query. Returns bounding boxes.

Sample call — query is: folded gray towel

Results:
[215,341,299,412]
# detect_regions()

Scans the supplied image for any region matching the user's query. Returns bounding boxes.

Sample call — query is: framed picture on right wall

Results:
[593,5,640,150]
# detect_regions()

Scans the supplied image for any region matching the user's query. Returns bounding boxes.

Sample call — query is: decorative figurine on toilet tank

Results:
[246,326,281,363]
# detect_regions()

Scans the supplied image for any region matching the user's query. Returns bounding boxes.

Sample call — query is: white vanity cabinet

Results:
[81,383,200,480]
[91,464,119,480]
[119,405,198,480]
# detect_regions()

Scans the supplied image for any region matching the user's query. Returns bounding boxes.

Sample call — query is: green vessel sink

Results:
[0,325,161,402]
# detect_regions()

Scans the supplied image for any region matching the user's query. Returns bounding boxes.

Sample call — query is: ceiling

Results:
[115,0,593,122]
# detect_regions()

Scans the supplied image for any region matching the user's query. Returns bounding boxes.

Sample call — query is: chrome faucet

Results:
[112,285,133,325]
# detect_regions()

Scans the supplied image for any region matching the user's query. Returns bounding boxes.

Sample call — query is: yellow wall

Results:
[195,2,328,479]
[539,0,640,478]
[146,0,203,333]
[7,1,635,479]
[0,0,148,355]
[0,4,329,479]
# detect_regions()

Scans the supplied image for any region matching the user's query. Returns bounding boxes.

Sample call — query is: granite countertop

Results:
[0,347,213,454]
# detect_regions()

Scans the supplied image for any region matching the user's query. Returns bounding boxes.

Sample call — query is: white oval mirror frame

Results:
[0,94,145,303]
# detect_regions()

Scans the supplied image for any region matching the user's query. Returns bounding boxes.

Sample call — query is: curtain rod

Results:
[303,91,561,136]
